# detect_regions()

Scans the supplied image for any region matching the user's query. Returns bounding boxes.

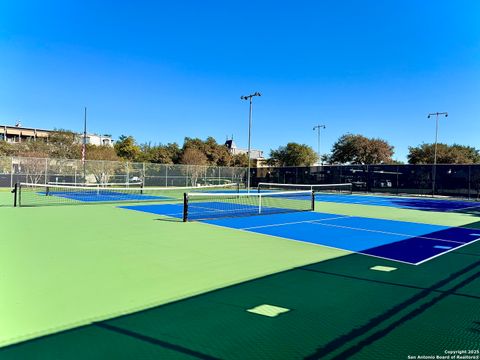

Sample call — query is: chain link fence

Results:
[252,164,480,199]
[0,156,247,188]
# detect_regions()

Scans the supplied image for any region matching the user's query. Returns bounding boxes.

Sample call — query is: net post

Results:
[46,185,50,196]
[12,183,18,207]
[311,191,315,211]
[140,181,144,195]
[183,193,188,222]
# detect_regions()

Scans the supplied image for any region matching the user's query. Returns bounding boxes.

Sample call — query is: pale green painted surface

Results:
[0,195,347,347]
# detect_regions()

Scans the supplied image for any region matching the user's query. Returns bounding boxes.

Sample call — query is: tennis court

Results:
[121,203,480,264]
[1,184,479,359]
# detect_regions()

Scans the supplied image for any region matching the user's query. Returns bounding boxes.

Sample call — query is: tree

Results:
[408,143,480,164]
[330,134,394,164]
[180,147,208,186]
[114,135,141,161]
[231,153,249,167]
[48,130,81,159]
[181,137,232,166]
[268,143,318,166]
[140,143,181,164]
[16,141,50,184]
[181,147,208,165]
[85,145,120,183]
[0,141,14,156]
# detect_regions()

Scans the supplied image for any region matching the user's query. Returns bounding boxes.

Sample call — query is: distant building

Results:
[75,134,114,147]
[225,138,268,167]
[0,123,114,147]
[0,124,50,143]
[224,139,264,159]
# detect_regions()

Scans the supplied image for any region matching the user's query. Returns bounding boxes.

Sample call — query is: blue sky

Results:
[1,1,479,162]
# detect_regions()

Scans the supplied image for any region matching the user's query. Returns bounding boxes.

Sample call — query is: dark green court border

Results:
[1,240,478,360]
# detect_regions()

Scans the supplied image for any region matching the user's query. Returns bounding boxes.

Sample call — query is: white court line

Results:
[200,218,417,266]
[244,215,469,245]
[450,204,480,212]
[414,237,480,265]
[242,216,350,230]
[307,221,469,245]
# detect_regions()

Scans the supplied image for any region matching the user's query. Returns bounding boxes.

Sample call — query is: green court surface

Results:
[0,190,479,359]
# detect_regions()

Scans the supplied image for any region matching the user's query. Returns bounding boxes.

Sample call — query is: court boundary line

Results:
[242,217,470,245]
[414,237,480,265]
[242,216,350,230]
[117,206,480,265]
[199,219,417,266]
[306,221,470,245]
[197,214,480,265]
[316,193,480,211]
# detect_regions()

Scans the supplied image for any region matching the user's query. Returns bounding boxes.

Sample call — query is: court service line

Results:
[307,221,472,245]
[242,216,350,230]
[243,217,469,245]
[200,220,417,266]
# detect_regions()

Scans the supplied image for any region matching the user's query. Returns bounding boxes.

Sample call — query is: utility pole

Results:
[240,92,261,192]
[83,107,87,181]
[313,124,326,165]
[427,112,448,196]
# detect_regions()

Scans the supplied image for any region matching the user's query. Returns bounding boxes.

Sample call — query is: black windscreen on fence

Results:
[251,164,480,199]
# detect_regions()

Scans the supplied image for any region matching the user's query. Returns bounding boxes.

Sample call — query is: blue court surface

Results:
[120,203,480,265]
[315,193,480,212]
[42,191,170,202]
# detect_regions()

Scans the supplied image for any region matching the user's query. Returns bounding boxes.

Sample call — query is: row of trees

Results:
[113,135,249,167]
[267,134,480,167]
[1,130,478,167]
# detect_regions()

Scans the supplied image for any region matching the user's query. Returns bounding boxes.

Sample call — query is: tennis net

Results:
[14,182,239,207]
[258,182,353,194]
[47,181,144,188]
[183,190,314,221]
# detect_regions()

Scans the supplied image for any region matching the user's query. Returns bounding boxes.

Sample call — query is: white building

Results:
[76,133,114,147]
[224,139,263,159]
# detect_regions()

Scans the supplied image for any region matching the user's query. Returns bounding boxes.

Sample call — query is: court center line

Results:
[307,221,472,245]
[242,216,350,230]
[243,217,470,245]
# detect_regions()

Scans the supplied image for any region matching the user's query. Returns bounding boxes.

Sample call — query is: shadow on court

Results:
[1,241,479,360]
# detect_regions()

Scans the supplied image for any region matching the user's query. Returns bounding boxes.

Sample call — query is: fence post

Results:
[468,165,471,200]
[396,165,400,195]
[165,165,168,187]
[10,156,13,188]
[44,158,48,184]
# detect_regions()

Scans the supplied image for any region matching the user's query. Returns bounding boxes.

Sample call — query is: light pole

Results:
[241,92,261,192]
[83,107,87,181]
[427,112,448,196]
[313,124,326,165]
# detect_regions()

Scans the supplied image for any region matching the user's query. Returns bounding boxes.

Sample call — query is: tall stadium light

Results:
[241,92,261,192]
[427,112,448,196]
[83,107,87,181]
[313,124,326,165]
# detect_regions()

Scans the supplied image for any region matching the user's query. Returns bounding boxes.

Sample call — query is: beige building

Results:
[0,124,113,147]
[0,124,50,143]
